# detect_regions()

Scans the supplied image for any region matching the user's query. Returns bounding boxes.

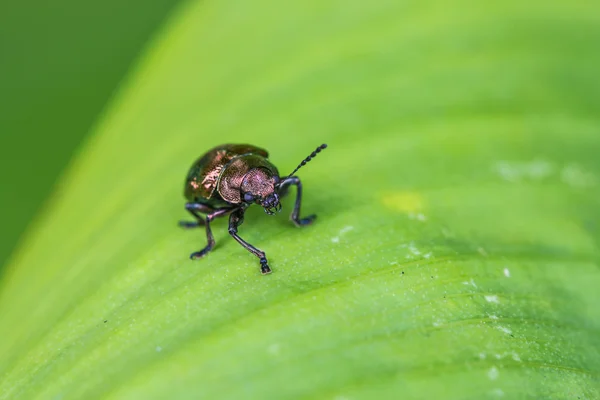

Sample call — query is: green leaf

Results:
[0,0,184,267]
[1,0,599,399]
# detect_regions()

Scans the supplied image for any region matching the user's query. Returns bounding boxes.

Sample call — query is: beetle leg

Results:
[189,207,231,259]
[278,176,316,227]
[228,208,271,274]
[179,220,203,228]
[179,202,216,228]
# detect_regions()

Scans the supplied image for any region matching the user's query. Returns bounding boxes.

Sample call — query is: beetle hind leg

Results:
[189,217,216,260]
[179,202,215,229]
[178,219,205,229]
[183,203,231,260]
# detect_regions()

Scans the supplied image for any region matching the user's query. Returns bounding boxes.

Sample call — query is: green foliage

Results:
[0,0,183,267]
[1,0,599,398]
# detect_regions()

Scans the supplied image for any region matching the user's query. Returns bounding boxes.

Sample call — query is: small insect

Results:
[180,143,328,275]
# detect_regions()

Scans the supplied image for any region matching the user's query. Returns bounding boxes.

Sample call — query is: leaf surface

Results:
[1,1,599,399]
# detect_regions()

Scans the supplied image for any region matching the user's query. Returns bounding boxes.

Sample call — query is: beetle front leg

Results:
[278,176,316,227]
[228,208,271,274]
[188,206,231,259]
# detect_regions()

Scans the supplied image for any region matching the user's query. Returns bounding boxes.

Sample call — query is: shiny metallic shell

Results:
[217,154,279,204]
[184,144,272,205]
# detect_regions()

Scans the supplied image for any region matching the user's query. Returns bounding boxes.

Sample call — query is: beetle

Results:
[179,143,327,274]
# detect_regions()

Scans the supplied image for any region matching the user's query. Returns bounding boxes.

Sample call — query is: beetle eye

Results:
[243,193,255,203]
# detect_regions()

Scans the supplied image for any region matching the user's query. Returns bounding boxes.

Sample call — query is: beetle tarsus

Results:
[179,220,204,229]
[260,258,272,274]
[229,208,272,275]
[278,176,317,227]
[190,247,212,259]
[295,214,316,227]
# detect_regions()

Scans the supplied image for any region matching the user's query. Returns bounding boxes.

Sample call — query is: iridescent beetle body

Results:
[184,144,276,209]
[180,143,327,274]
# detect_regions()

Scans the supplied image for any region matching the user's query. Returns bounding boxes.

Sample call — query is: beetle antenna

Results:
[283,144,328,179]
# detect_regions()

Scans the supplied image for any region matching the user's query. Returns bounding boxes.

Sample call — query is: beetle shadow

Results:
[273,182,355,228]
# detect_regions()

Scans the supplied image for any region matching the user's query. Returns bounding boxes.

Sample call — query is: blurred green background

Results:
[0,0,182,269]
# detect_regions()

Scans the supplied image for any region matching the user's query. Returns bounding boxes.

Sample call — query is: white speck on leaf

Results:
[527,159,554,179]
[408,242,421,256]
[561,164,596,187]
[331,226,354,243]
[503,268,510,277]
[491,388,504,397]
[340,226,354,234]
[402,242,425,259]
[496,325,512,335]
[268,343,280,355]
[485,295,499,303]
[488,314,499,320]
[495,161,521,182]
[156,346,162,352]
[462,279,477,288]
[495,160,596,189]
[488,366,499,380]
[512,352,521,362]
[479,352,486,360]
[494,159,554,182]
[408,212,427,221]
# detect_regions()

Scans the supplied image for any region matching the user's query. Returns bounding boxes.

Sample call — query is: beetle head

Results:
[241,167,281,215]
[260,193,281,215]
